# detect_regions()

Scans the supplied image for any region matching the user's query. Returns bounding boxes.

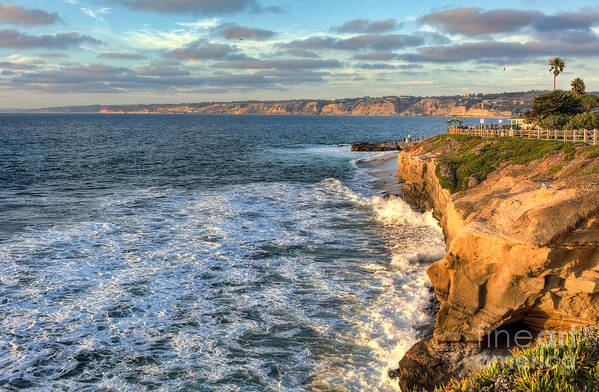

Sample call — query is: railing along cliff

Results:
[448,127,599,145]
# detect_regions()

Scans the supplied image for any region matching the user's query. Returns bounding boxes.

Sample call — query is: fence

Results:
[448,127,599,145]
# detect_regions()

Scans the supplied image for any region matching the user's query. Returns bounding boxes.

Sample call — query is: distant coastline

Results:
[4,90,557,117]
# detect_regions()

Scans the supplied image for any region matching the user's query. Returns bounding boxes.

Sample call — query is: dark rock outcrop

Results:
[351,142,402,152]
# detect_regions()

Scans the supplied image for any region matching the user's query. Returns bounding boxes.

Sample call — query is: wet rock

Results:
[351,142,402,152]
[389,339,485,391]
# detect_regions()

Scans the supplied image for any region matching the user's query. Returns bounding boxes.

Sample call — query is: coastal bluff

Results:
[391,135,599,390]
[85,99,513,117]
[32,91,540,117]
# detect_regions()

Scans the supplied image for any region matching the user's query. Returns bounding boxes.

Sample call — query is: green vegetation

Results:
[578,94,599,112]
[536,114,570,130]
[565,112,599,130]
[434,135,573,193]
[525,89,599,130]
[435,328,599,392]
[547,164,564,177]
[570,77,585,96]
[587,146,599,159]
[586,165,599,175]
[561,143,577,161]
[526,90,583,120]
[524,72,599,130]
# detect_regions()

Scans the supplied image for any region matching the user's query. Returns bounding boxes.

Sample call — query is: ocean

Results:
[0,114,483,391]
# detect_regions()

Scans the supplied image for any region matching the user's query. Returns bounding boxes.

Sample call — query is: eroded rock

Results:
[351,142,402,152]
[391,139,599,389]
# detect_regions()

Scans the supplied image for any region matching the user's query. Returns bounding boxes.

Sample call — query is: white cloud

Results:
[81,7,112,22]
[498,34,534,43]
[176,18,221,30]
[126,26,200,49]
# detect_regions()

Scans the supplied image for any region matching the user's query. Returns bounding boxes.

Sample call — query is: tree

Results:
[526,90,583,121]
[579,94,599,112]
[565,112,599,130]
[571,77,586,96]
[549,57,565,90]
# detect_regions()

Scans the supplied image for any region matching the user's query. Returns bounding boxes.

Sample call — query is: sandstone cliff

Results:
[399,98,511,117]
[38,92,543,117]
[96,99,508,117]
[392,136,599,390]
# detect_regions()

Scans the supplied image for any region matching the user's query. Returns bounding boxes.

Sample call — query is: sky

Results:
[1,1,599,108]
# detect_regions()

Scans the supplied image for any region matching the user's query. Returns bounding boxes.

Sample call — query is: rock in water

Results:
[351,142,402,151]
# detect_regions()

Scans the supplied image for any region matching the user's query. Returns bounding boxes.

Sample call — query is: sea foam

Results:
[1,166,445,392]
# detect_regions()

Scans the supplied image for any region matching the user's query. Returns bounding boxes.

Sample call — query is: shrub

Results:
[436,328,599,392]
[537,114,570,129]
[587,146,599,159]
[435,137,565,193]
[547,164,563,177]
[579,94,599,111]
[564,112,599,130]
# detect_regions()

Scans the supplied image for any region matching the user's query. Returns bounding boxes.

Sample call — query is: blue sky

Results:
[1,0,599,108]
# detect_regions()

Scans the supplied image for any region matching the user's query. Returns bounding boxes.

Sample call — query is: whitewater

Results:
[0,114,458,391]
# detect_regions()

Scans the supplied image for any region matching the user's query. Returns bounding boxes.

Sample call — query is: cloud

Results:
[2,62,306,94]
[0,61,39,70]
[356,63,398,70]
[0,4,61,25]
[401,41,531,63]
[213,58,341,70]
[420,8,541,35]
[331,18,401,34]
[165,39,241,60]
[81,7,112,21]
[420,7,599,36]
[355,62,424,70]
[400,35,599,64]
[532,9,599,32]
[279,34,425,52]
[98,52,147,60]
[253,69,328,84]
[0,30,100,49]
[352,51,398,61]
[37,52,71,59]
[112,0,280,15]
[277,48,319,58]
[133,61,190,76]
[213,22,275,40]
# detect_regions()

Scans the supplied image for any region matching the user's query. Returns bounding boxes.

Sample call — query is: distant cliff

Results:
[34,91,544,117]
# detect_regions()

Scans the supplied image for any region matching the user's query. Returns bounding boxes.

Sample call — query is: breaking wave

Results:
[1,131,446,391]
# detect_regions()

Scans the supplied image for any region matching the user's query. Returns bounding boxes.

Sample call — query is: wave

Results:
[316,177,446,390]
[320,177,441,230]
[351,151,398,164]
[0,173,446,391]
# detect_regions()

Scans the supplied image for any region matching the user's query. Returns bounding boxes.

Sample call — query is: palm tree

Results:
[549,57,565,90]
[571,77,585,96]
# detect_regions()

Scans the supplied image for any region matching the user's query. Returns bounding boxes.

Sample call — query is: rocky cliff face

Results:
[399,98,511,117]
[393,137,599,390]
[81,93,538,117]
[96,100,508,117]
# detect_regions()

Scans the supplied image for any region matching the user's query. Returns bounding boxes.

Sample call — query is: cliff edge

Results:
[391,135,599,390]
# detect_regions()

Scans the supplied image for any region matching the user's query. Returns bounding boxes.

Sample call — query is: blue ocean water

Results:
[0,114,481,391]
